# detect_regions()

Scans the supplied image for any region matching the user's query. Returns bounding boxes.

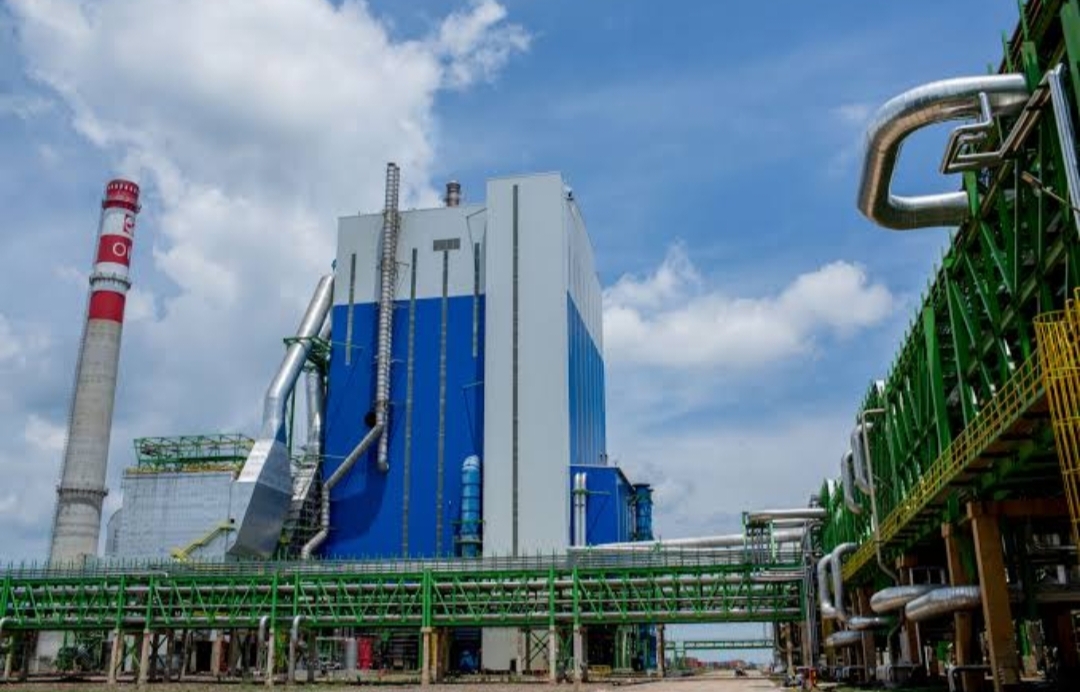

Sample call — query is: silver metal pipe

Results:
[870,585,937,613]
[817,554,837,620]
[258,616,270,643]
[825,631,864,649]
[300,424,384,559]
[905,586,981,623]
[374,163,401,473]
[851,424,872,494]
[858,408,897,583]
[848,615,889,631]
[262,276,334,440]
[304,367,324,461]
[579,527,806,551]
[1048,64,1080,234]
[745,508,827,523]
[288,615,306,684]
[857,74,1029,229]
[841,451,862,515]
[831,543,858,623]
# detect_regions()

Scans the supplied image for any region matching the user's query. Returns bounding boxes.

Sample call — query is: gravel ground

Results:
[0,670,780,691]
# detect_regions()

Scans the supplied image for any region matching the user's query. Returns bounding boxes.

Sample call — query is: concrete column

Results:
[211,632,223,677]
[265,628,276,687]
[287,627,298,686]
[107,630,123,685]
[572,626,584,685]
[548,626,559,684]
[148,632,160,682]
[970,504,1021,691]
[944,523,982,692]
[897,556,921,666]
[165,630,175,682]
[656,624,665,678]
[420,627,432,686]
[4,633,15,681]
[180,630,191,680]
[227,630,240,677]
[137,630,151,687]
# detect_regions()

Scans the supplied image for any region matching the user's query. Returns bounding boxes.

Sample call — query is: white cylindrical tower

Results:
[48,179,141,565]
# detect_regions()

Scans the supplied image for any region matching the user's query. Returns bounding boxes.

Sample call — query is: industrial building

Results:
[13,2,1080,690]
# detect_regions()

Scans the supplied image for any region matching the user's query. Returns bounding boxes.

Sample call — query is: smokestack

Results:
[48,179,141,565]
[444,180,461,207]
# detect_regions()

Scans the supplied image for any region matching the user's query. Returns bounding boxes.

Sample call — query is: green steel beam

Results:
[672,639,774,651]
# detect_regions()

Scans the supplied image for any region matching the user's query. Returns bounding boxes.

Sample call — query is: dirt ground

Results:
[0,669,781,691]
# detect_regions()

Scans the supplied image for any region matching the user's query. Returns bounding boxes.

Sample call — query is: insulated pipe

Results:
[576,527,806,551]
[858,408,897,583]
[831,543,858,623]
[817,554,837,620]
[288,615,305,683]
[261,276,334,440]
[904,586,982,623]
[825,631,864,649]
[304,367,324,461]
[848,615,890,631]
[374,163,401,473]
[857,74,1030,229]
[870,585,937,613]
[744,508,827,523]
[850,424,872,494]
[300,424,384,558]
[258,616,270,644]
[1048,64,1080,234]
[0,617,8,640]
[841,451,862,515]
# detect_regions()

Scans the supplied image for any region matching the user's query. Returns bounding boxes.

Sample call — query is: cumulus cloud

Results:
[1,0,528,561]
[0,92,53,120]
[603,244,895,368]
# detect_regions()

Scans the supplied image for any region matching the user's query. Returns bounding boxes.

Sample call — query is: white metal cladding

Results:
[113,471,236,559]
[483,173,572,559]
[564,198,603,348]
[335,204,486,305]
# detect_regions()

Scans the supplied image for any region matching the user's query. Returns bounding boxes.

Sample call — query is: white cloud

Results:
[0,314,20,363]
[0,92,53,120]
[1,0,528,561]
[25,414,67,454]
[833,101,873,127]
[603,245,894,368]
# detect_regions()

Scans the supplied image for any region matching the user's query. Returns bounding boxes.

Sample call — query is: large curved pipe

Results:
[745,508,827,523]
[905,586,982,623]
[261,276,334,440]
[857,74,1030,229]
[817,554,837,620]
[841,451,862,515]
[831,543,858,623]
[825,631,864,649]
[870,585,938,613]
[288,616,306,683]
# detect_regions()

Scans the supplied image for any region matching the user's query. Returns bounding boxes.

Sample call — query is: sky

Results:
[0,0,1022,660]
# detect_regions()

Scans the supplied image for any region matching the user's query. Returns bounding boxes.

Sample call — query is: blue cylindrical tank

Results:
[459,455,482,557]
[633,484,653,541]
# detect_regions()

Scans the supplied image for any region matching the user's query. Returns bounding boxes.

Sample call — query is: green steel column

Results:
[922,305,952,456]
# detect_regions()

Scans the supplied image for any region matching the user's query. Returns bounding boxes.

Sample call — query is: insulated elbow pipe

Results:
[848,615,890,631]
[825,631,864,649]
[857,74,1029,229]
[817,554,837,620]
[870,585,937,614]
[831,543,858,623]
[905,586,982,623]
[258,616,270,644]
[841,451,862,515]
[851,424,872,494]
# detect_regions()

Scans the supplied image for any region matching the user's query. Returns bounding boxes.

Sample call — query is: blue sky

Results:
[0,0,1023,660]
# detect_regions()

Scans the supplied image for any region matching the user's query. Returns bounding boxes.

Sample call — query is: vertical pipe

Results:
[375,163,401,473]
[1049,64,1080,235]
[435,249,449,554]
[49,179,141,565]
[402,248,418,556]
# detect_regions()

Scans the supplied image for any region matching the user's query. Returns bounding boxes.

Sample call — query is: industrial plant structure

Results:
[11,2,1080,690]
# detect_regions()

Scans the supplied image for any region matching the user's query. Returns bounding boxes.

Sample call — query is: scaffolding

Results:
[130,434,254,474]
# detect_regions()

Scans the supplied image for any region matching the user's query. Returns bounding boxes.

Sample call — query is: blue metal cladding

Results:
[322,296,484,558]
[567,295,606,468]
[570,464,634,545]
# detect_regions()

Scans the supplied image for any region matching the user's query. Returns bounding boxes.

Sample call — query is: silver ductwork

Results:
[851,423,872,494]
[304,327,327,461]
[831,543,858,623]
[870,585,938,613]
[745,508,827,523]
[825,631,864,649]
[818,554,837,620]
[841,450,862,515]
[374,163,401,474]
[857,74,1030,229]
[229,275,335,559]
[572,472,588,547]
[905,586,982,623]
[848,615,890,631]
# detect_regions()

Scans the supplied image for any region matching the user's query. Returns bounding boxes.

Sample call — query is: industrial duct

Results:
[229,274,335,559]
[831,543,858,623]
[304,322,328,461]
[575,527,807,552]
[818,553,837,620]
[848,615,890,631]
[870,585,938,613]
[850,423,872,494]
[573,472,587,547]
[857,74,1029,229]
[744,508,827,523]
[825,631,864,649]
[904,586,982,623]
[841,450,862,515]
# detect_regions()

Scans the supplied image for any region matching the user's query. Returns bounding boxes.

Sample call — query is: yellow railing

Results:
[169,521,235,562]
[1035,291,1080,551]
[843,352,1044,580]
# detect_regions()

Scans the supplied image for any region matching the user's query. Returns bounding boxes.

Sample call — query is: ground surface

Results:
[0,670,781,691]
